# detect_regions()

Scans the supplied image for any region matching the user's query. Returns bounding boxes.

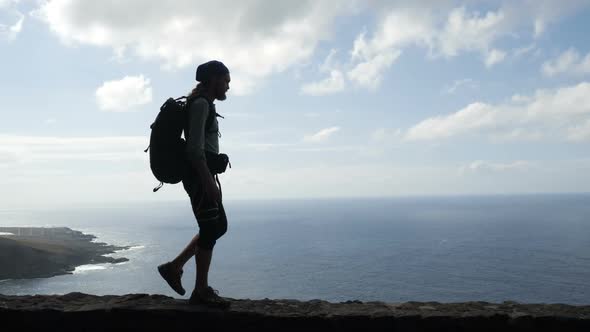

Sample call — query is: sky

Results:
[1,0,590,210]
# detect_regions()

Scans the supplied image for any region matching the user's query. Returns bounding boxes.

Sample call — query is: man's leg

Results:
[195,247,213,292]
[170,233,200,272]
[171,185,206,272]
[194,203,225,293]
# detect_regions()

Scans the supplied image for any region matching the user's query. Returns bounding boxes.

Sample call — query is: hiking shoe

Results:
[157,262,185,296]
[189,286,231,309]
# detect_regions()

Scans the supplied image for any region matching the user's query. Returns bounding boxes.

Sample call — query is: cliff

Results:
[0,292,588,331]
[0,227,129,279]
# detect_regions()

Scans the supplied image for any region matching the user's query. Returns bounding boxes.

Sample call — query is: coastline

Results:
[0,227,130,280]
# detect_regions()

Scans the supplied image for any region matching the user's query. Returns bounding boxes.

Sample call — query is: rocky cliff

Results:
[1,292,588,331]
[0,227,129,279]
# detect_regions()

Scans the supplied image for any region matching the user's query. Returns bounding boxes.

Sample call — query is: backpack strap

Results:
[185,95,223,136]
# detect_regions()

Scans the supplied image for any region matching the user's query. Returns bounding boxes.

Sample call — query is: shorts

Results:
[182,165,227,250]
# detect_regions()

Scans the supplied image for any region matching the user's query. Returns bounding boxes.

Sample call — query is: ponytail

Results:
[187,82,208,101]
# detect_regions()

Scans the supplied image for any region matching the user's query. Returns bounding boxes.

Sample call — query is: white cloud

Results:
[542,48,590,77]
[0,0,23,41]
[566,118,590,142]
[300,49,347,96]
[346,8,430,89]
[523,0,590,38]
[344,5,511,87]
[0,149,19,168]
[533,18,545,38]
[319,48,340,73]
[438,7,506,59]
[512,43,537,58]
[0,135,149,163]
[352,6,509,63]
[96,75,152,112]
[0,0,22,8]
[32,0,358,95]
[405,102,499,141]
[342,1,589,89]
[484,49,506,67]
[459,160,533,175]
[405,82,590,142]
[304,112,321,118]
[347,51,400,89]
[354,9,433,60]
[304,126,341,143]
[442,78,477,95]
[300,70,345,96]
[489,128,544,143]
[371,128,402,143]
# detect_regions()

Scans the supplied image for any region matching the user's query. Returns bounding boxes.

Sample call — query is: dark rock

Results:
[0,293,588,331]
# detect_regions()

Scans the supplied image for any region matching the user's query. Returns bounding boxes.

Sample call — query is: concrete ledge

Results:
[1,293,589,331]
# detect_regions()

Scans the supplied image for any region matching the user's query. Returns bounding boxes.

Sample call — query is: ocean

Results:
[1,194,589,305]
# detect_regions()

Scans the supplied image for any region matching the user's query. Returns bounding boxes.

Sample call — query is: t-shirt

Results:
[184,97,219,163]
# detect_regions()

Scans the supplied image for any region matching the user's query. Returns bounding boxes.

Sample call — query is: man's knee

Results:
[197,236,216,250]
[217,220,227,239]
[196,206,223,249]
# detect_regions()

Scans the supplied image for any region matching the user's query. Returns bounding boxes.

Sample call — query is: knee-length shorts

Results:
[182,168,228,250]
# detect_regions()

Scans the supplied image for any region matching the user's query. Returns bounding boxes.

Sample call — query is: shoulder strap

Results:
[185,95,223,135]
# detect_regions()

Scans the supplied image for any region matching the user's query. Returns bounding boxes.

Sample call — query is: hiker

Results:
[158,60,231,309]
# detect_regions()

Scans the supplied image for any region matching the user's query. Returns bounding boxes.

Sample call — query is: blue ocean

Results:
[1,194,589,305]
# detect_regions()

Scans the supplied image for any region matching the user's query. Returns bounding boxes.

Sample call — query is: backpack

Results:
[144,95,216,192]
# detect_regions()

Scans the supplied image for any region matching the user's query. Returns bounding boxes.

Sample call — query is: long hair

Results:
[187,82,208,101]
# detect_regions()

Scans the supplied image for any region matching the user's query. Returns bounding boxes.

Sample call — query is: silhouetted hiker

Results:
[158,60,231,309]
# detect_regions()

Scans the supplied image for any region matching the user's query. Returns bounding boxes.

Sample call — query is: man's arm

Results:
[185,99,220,202]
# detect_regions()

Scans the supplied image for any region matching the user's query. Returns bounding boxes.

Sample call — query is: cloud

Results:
[484,49,506,67]
[512,43,537,58]
[304,126,341,143]
[405,82,590,142]
[542,48,590,77]
[371,128,402,142]
[405,102,499,141]
[343,5,511,88]
[32,0,358,95]
[0,134,149,163]
[345,8,430,89]
[95,75,152,112]
[300,70,345,96]
[442,78,477,95]
[349,5,510,70]
[438,7,507,60]
[304,112,321,118]
[523,0,590,38]
[300,49,347,96]
[0,0,24,41]
[341,1,589,89]
[319,48,340,73]
[347,51,401,90]
[459,160,533,175]
[566,118,590,142]
[0,0,22,8]
[0,149,19,168]
[489,128,544,143]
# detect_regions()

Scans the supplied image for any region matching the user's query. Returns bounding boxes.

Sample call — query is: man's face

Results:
[215,73,231,101]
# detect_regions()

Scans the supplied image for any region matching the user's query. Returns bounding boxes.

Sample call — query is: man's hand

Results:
[202,177,220,207]
[190,158,220,207]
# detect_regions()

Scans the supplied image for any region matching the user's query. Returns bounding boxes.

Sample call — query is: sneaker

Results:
[189,286,231,309]
[157,262,185,296]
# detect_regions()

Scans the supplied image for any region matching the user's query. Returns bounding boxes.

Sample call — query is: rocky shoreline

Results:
[0,227,129,280]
